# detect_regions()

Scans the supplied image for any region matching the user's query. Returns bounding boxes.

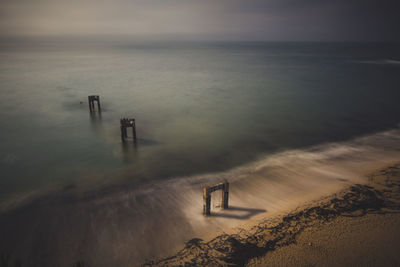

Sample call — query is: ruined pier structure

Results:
[203,180,229,215]
[120,118,137,142]
[88,95,101,111]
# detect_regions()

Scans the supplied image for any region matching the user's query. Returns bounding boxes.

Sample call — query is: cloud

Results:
[0,0,399,41]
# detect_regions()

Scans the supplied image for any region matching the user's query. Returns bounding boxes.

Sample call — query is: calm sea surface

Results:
[1,41,400,205]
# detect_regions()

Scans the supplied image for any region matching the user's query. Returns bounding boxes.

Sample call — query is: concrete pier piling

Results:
[120,118,137,142]
[203,180,229,215]
[88,95,101,111]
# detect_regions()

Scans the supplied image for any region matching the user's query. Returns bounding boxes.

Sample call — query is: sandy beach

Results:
[1,2,400,266]
[2,133,400,267]
[145,163,400,266]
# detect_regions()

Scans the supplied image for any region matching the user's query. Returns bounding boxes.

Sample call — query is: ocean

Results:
[0,40,400,266]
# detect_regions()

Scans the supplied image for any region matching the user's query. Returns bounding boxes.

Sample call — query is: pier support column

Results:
[121,126,128,141]
[132,126,137,142]
[88,95,101,111]
[203,187,211,215]
[96,97,101,110]
[222,180,229,209]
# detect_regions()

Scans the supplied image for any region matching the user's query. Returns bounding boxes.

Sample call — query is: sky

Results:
[0,0,399,41]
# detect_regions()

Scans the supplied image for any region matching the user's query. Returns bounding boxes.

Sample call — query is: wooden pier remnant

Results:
[88,95,101,111]
[203,180,229,215]
[120,118,137,142]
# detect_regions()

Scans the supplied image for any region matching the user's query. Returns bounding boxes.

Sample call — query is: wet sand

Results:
[146,163,400,266]
[1,130,400,267]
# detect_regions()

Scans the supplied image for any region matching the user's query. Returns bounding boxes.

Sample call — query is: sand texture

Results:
[145,163,400,266]
[248,213,400,267]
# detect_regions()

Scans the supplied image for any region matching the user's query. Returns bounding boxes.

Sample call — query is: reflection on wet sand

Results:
[1,128,400,266]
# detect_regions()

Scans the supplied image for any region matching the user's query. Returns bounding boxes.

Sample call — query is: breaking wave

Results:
[1,128,400,266]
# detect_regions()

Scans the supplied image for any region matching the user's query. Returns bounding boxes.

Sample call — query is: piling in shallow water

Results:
[88,95,101,111]
[120,118,137,142]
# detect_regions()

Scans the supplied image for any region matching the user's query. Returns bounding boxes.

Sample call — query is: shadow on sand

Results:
[145,164,400,266]
[211,206,266,220]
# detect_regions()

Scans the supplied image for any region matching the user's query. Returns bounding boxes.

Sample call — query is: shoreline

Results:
[145,162,400,266]
[1,135,400,266]
[249,213,400,266]
[2,126,400,214]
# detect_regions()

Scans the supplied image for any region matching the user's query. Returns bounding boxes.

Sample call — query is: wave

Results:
[352,59,400,65]
[1,128,400,266]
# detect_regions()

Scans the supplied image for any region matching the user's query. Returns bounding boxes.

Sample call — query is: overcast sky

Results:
[0,0,399,41]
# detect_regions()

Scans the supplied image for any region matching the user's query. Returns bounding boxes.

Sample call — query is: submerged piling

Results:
[120,118,137,142]
[88,95,101,111]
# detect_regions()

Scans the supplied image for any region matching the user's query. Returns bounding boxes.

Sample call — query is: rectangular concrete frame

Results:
[203,180,229,215]
[120,118,137,142]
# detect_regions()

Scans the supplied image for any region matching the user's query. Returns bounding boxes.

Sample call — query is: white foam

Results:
[3,128,400,266]
[352,59,400,65]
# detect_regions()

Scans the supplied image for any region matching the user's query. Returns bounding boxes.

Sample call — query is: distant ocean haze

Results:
[0,41,399,208]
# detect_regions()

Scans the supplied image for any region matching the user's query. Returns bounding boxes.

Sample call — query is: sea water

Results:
[1,41,399,206]
[1,40,400,266]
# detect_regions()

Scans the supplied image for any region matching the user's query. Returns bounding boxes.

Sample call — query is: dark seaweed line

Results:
[144,164,400,267]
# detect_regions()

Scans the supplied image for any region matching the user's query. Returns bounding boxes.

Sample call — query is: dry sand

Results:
[248,213,400,267]
[146,163,400,266]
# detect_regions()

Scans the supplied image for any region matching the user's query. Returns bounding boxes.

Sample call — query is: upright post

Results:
[121,125,126,142]
[203,187,211,215]
[222,180,229,209]
[133,125,137,142]
[88,96,93,112]
[96,97,101,110]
